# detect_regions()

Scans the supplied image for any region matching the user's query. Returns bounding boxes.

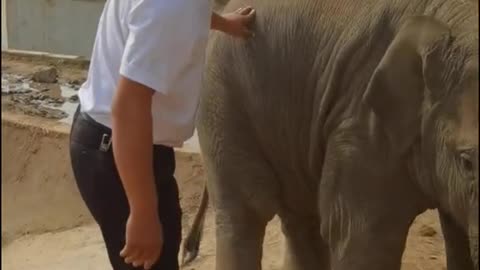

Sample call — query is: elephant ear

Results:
[363,16,451,155]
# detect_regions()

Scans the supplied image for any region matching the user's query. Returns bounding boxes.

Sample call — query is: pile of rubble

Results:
[2,66,83,120]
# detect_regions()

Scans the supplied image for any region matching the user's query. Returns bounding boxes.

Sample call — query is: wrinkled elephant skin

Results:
[183,0,479,269]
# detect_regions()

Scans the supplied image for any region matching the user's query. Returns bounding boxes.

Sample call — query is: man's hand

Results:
[211,7,256,39]
[121,211,163,269]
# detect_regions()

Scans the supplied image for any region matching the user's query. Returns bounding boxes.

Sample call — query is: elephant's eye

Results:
[459,151,473,173]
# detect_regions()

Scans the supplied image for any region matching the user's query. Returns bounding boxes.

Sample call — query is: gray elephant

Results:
[183,0,479,269]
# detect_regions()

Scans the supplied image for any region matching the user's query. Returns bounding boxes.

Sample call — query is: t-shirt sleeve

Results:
[119,0,201,94]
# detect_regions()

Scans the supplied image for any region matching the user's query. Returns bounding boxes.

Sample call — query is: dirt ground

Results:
[2,54,447,270]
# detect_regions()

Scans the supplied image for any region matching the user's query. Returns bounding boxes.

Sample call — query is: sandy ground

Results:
[2,54,448,270]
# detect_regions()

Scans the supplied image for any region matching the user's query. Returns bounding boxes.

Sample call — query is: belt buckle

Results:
[99,134,112,152]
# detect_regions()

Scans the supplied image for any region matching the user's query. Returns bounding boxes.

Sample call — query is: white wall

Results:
[1,0,8,50]
[5,0,106,58]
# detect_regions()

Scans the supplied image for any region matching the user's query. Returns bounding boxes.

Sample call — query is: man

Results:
[69,1,256,269]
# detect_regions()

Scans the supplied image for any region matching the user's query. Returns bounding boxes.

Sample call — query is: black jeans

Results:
[69,107,182,270]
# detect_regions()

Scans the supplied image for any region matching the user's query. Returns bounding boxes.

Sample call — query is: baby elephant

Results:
[183,0,479,269]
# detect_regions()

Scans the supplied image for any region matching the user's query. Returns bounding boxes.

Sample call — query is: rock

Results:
[68,94,79,103]
[67,79,85,91]
[14,77,24,83]
[31,66,58,83]
[419,225,437,237]
[45,84,63,99]
[1,87,32,95]
[68,78,86,85]
[5,102,67,119]
[35,94,49,101]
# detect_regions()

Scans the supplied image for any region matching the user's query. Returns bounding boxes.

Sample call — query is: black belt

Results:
[70,107,113,152]
[71,106,174,154]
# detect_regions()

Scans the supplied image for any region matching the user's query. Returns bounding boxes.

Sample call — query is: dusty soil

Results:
[2,55,447,269]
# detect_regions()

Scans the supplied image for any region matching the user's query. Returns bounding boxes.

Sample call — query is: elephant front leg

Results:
[318,136,425,270]
[439,210,475,270]
[215,208,268,270]
[320,213,411,270]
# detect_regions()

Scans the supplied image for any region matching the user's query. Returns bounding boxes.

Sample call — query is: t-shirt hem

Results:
[85,112,186,148]
[119,62,169,94]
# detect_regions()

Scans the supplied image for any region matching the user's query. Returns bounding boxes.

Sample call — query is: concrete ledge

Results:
[2,111,73,138]
[2,49,90,69]
[1,111,201,155]
[1,111,202,244]
[2,49,87,60]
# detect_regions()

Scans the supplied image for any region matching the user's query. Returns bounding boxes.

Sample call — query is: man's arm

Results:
[111,77,157,218]
[112,77,163,269]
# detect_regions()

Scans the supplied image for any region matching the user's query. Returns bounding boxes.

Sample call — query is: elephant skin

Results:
[183,0,479,269]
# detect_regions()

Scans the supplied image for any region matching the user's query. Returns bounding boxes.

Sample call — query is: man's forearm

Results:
[111,78,158,216]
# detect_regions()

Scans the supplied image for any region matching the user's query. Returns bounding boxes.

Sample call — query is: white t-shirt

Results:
[78,0,211,147]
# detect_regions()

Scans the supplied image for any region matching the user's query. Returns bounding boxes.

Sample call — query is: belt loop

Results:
[99,134,112,152]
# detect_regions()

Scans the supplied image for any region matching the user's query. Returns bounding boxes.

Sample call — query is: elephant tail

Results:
[181,184,209,265]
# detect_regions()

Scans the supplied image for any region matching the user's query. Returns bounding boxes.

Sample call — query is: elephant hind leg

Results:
[215,208,270,270]
[207,151,280,270]
[214,187,276,270]
[281,216,330,270]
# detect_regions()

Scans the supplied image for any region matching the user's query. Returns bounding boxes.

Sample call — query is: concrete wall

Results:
[5,0,105,58]
[1,0,7,50]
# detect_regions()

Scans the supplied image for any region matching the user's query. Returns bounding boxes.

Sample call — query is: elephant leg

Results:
[281,217,330,270]
[206,151,279,270]
[317,137,424,270]
[439,210,475,270]
[323,222,410,270]
[215,207,268,270]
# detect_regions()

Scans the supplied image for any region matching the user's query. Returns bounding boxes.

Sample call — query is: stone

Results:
[31,66,58,83]
[68,78,86,85]
[68,94,79,103]
[419,225,437,237]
